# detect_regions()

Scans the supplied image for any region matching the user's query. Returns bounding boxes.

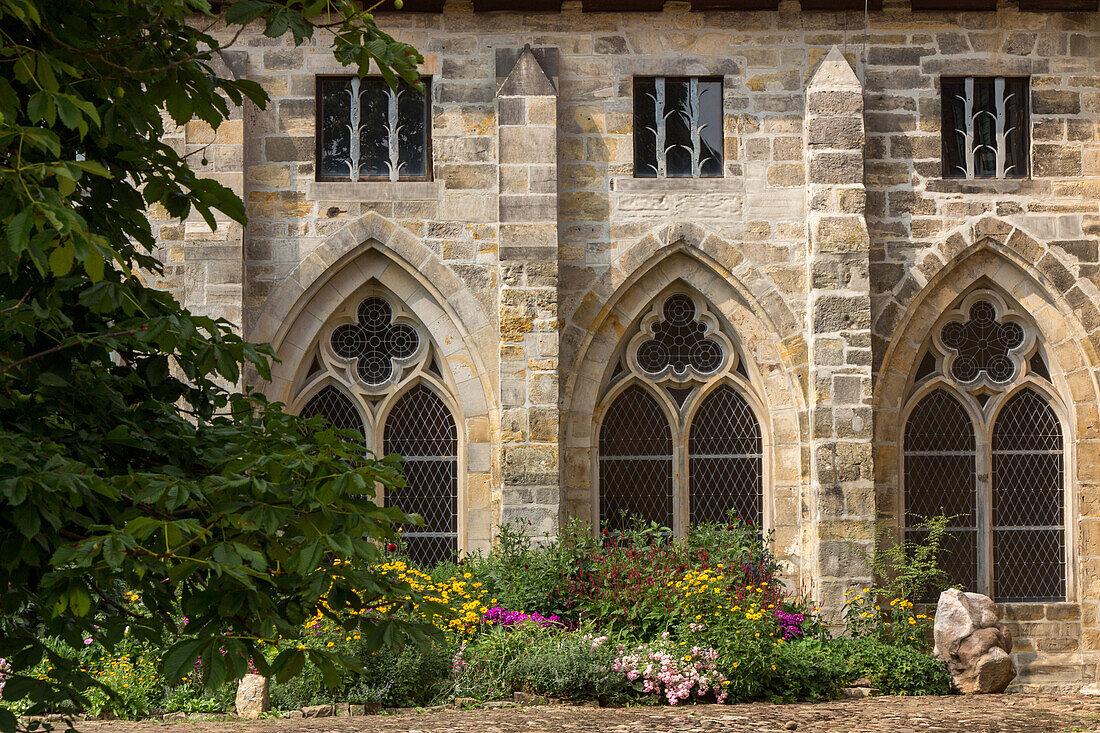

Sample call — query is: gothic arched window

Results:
[293,292,460,567]
[599,384,674,533]
[903,389,978,597]
[992,388,1065,602]
[902,292,1066,602]
[689,384,762,527]
[384,384,459,566]
[598,291,764,535]
[301,384,367,439]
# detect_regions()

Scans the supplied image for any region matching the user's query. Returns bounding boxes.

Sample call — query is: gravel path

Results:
[70,694,1100,733]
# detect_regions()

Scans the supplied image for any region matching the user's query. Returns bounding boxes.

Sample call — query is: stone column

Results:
[804,47,875,615]
[495,47,561,536]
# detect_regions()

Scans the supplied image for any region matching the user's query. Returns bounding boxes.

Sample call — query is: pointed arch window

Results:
[301,384,367,439]
[903,389,979,597]
[992,389,1065,602]
[292,292,460,567]
[902,292,1066,602]
[689,385,762,527]
[598,292,764,535]
[599,384,673,532]
[384,384,458,566]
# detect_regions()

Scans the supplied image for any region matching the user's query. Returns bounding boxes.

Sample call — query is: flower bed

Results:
[4,518,952,718]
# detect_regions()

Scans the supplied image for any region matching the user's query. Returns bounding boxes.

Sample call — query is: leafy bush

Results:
[834,637,951,696]
[5,518,955,716]
[270,635,452,710]
[451,624,630,704]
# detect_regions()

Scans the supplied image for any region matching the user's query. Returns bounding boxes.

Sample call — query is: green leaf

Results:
[162,640,204,685]
[83,247,104,281]
[225,0,268,24]
[6,206,33,252]
[47,243,74,276]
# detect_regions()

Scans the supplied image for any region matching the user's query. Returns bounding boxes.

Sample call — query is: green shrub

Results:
[764,639,848,703]
[834,637,951,696]
[451,624,630,704]
[269,623,453,710]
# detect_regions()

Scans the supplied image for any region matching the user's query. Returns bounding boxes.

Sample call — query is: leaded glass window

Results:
[301,384,366,439]
[941,77,1028,179]
[294,291,461,567]
[904,389,978,602]
[599,384,673,533]
[634,77,723,179]
[330,296,421,387]
[901,292,1066,603]
[598,291,763,536]
[384,384,458,567]
[316,76,431,182]
[992,389,1065,602]
[689,385,762,527]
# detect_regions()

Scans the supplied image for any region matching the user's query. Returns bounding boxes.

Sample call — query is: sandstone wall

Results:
[151,0,1100,690]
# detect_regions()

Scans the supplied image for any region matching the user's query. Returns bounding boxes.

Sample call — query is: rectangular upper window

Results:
[315,76,431,182]
[633,76,723,179]
[941,77,1028,179]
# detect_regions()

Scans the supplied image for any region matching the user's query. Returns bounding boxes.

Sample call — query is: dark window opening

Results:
[634,77,723,179]
[941,77,1028,179]
[599,384,673,533]
[384,384,458,567]
[317,76,431,182]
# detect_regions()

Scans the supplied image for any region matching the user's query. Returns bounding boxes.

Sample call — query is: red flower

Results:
[386,543,397,552]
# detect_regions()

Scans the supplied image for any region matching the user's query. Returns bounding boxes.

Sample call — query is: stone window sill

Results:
[612,177,744,193]
[308,180,442,201]
[925,178,1050,195]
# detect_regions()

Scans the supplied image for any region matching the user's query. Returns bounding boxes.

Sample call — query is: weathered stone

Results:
[234,674,269,720]
[301,705,334,718]
[934,589,1017,694]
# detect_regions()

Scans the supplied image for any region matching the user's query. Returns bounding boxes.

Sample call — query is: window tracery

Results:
[598,291,763,536]
[294,292,458,567]
[902,290,1066,602]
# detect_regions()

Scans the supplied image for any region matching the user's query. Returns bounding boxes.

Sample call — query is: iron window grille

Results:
[941,76,1028,179]
[902,293,1066,603]
[316,76,431,182]
[634,77,723,179]
[598,293,762,536]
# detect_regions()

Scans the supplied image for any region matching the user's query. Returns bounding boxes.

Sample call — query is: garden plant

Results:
[2,516,955,717]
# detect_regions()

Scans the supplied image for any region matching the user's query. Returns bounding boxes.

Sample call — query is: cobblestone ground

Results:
[75,694,1100,733]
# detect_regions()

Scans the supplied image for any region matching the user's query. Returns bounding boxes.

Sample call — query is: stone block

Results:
[806,117,864,149]
[235,675,269,719]
[813,295,871,333]
[1033,90,1081,116]
[808,152,863,185]
[1033,144,1082,177]
[807,90,862,116]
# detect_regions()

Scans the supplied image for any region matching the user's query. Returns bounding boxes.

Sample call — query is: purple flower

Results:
[483,606,563,628]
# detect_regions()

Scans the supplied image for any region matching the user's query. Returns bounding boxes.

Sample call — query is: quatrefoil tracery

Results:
[329,296,422,388]
[627,293,733,384]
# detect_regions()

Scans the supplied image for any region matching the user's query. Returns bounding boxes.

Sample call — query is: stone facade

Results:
[153,1,1100,691]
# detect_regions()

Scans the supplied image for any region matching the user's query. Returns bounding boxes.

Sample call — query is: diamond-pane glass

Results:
[300,385,366,439]
[384,384,457,566]
[330,297,420,386]
[599,384,673,533]
[992,388,1064,602]
[636,294,724,379]
[688,385,762,527]
[904,389,978,600]
[941,300,1024,384]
